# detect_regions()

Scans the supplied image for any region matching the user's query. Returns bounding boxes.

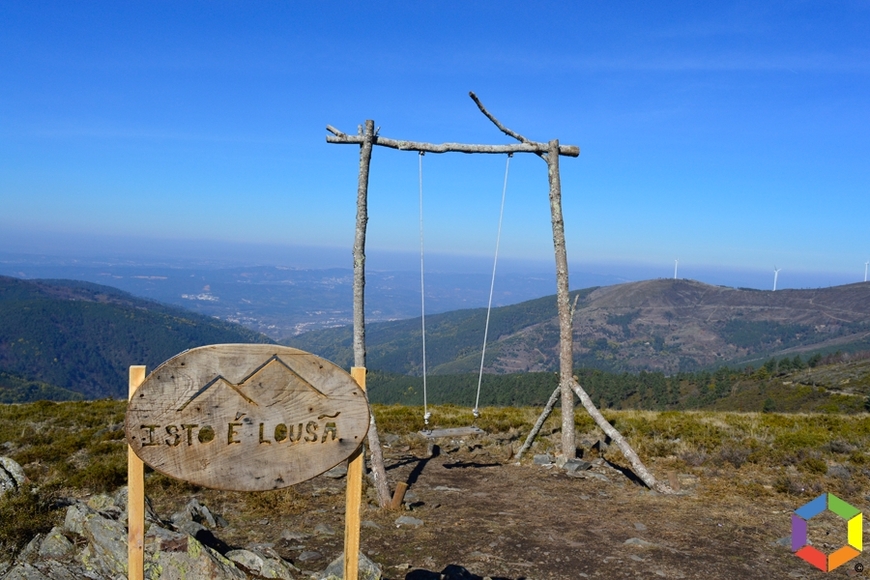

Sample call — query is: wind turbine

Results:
[773,267,781,291]
[674,259,678,280]
[865,261,868,283]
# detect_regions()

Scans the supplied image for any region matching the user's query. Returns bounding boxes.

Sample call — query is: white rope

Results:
[474,154,511,418]
[418,152,430,425]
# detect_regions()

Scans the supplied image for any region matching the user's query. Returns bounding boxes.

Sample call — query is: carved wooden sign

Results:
[125,344,370,492]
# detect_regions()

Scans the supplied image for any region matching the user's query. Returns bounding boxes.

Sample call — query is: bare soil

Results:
[148,438,841,580]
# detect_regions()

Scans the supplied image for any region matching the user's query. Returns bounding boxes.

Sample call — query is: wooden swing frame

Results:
[326,89,674,578]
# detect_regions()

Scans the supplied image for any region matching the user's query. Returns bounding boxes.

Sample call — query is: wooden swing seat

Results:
[419,426,487,439]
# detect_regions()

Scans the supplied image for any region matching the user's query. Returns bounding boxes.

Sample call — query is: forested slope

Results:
[0,276,272,399]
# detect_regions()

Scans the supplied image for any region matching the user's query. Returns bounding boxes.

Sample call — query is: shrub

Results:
[0,483,62,558]
[679,449,709,467]
[798,457,828,475]
[715,446,751,469]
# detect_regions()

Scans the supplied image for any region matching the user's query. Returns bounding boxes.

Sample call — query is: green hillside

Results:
[0,276,273,399]
[0,370,84,404]
[287,288,597,373]
[287,279,870,375]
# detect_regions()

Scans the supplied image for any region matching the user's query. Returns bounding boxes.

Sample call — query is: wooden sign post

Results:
[344,367,366,580]
[126,344,372,577]
[127,365,146,580]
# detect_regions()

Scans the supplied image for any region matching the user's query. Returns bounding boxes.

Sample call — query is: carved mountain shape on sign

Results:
[177,355,326,412]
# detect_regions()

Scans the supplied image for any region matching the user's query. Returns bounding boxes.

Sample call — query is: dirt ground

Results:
[150,437,858,580]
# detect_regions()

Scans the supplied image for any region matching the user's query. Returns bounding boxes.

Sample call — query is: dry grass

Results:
[3,400,870,558]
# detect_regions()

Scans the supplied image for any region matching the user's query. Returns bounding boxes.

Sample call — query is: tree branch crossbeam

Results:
[326,133,579,157]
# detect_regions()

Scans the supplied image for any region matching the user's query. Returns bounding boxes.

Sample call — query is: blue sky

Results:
[1,1,869,290]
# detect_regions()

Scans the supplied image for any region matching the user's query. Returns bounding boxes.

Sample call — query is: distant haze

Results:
[1,226,863,289]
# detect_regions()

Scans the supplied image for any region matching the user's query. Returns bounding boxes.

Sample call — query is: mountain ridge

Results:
[286,278,870,375]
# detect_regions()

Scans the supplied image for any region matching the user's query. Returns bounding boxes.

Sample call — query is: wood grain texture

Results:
[326,133,580,157]
[545,138,576,459]
[343,367,366,580]
[127,365,146,580]
[419,426,487,439]
[125,345,370,491]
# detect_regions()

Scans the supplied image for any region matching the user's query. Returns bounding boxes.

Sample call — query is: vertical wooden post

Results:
[127,365,146,580]
[546,139,576,459]
[353,121,374,367]
[344,366,366,580]
[352,120,392,509]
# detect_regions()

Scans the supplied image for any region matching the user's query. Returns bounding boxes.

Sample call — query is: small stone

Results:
[86,493,115,512]
[37,527,74,559]
[226,549,265,571]
[624,537,658,549]
[319,552,382,580]
[362,520,381,529]
[174,518,208,538]
[0,457,26,497]
[314,523,336,536]
[633,522,647,531]
[297,550,323,562]
[280,529,310,542]
[774,536,791,548]
[324,465,348,479]
[171,497,223,529]
[563,459,592,473]
[533,454,553,465]
[226,549,298,579]
[63,502,93,535]
[145,524,189,553]
[395,515,424,527]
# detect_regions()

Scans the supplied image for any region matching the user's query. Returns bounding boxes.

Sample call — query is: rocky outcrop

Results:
[0,458,26,497]
[319,552,382,580]
[0,488,367,580]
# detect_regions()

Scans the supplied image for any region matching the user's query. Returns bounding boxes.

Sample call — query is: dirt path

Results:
[167,441,837,580]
